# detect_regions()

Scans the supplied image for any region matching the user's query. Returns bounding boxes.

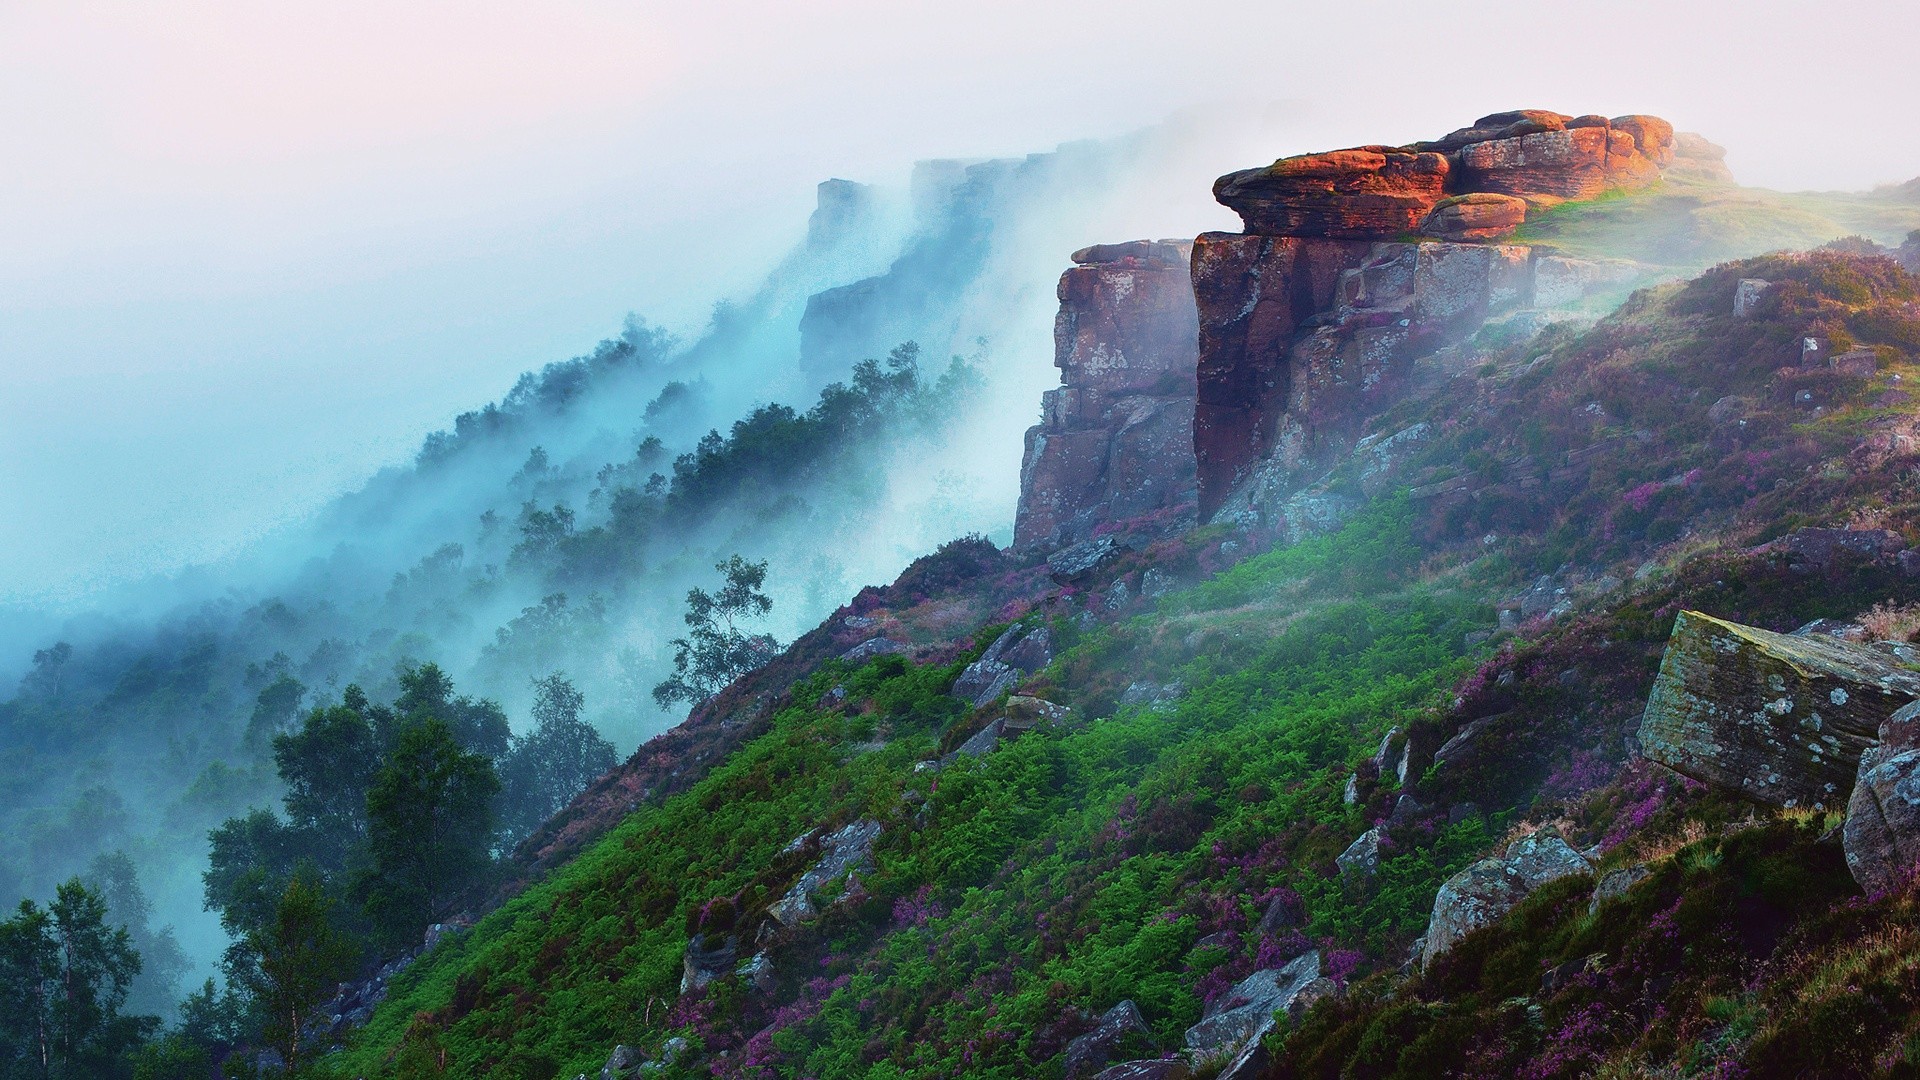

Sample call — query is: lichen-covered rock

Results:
[951,624,1055,707]
[1064,1000,1151,1079]
[1420,192,1528,241]
[1639,610,1920,810]
[1734,278,1773,317]
[1846,701,1920,893]
[599,1044,639,1080]
[1588,864,1651,915]
[1048,536,1127,583]
[1420,828,1591,966]
[768,820,882,926]
[1336,827,1383,877]
[842,637,909,663]
[1184,951,1324,1055]
[679,933,738,994]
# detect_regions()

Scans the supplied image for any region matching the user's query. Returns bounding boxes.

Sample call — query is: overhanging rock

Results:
[1638,610,1920,810]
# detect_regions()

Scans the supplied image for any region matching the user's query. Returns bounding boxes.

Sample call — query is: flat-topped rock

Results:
[1214,149,1451,239]
[1639,610,1920,810]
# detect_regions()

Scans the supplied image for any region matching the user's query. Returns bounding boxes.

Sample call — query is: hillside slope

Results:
[331,244,1920,1078]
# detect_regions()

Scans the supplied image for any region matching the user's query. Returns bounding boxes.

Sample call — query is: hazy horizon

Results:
[5,0,1919,607]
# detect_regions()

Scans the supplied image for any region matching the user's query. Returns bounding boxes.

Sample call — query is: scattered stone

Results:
[680,933,738,994]
[1049,536,1128,583]
[1639,610,1920,810]
[1733,278,1773,317]
[1336,827,1383,877]
[1119,680,1186,709]
[1587,864,1651,915]
[1342,773,1360,806]
[1832,348,1879,377]
[736,952,775,994]
[769,819,883,926]
[1432,717,1496,772]
[1539,953,1606,997]
[1421,828,1592,967]
[599,1045,640,1080]
[952,624,1056,707]
[1140,567,1176,598]
[1004,695,1073,728]
[843,637,909,663]
[1257,893,1304,935]
[1064,1000,1152,1079]
[1846,700,1920,894]
[1184,951,1326,1056]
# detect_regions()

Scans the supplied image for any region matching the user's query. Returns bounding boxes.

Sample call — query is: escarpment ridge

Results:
[1017,109,1693,547]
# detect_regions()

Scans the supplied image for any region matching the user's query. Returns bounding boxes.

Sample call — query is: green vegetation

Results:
[332,498,1492,1077]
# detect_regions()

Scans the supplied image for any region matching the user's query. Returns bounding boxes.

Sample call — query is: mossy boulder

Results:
[1639,610,1920,809]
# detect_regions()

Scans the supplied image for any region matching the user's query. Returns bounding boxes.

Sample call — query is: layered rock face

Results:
[1193,110,1677,515]
[1014,241,1200,550]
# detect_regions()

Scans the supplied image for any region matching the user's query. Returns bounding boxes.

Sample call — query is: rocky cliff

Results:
[1014,240,1200,551]
[1193,110,1678,517]
[1013,110,1687,544]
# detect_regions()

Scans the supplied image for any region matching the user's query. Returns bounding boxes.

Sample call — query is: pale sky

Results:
[3,0,1918,605]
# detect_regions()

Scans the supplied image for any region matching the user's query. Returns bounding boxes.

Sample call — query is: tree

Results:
[81,855,187,1020]
[361,719,500,946]
[391,665,511,760]
[242,673,306,757]
[652,557,779,709]
[234,874,353,1077]
[0,879,149,1079]
[272,701,379,870]
[496,674,617,846]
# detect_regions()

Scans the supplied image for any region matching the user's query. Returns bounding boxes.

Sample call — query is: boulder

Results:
[1832,348,1879,377]
[842,637,909,663]
[1336,826,1383,877]
[1421,828,1591,967]
[1049,536,1128,583]
[1064,1000,1151,1079]
[952,624,1055,707]
[1846,701,1920,893]
[600,1045,639,1080]
[1733,278,1773,317]
[1184,950,1324,1055]
[1214,149,1451,238]
[768,819,883,926]
[1639,610,1920,809]
[1764,528,1905,572]
[1419,192,1528,241]
[1587,864,1651,916]
[679,933,738,994]
[736,952,776,994]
